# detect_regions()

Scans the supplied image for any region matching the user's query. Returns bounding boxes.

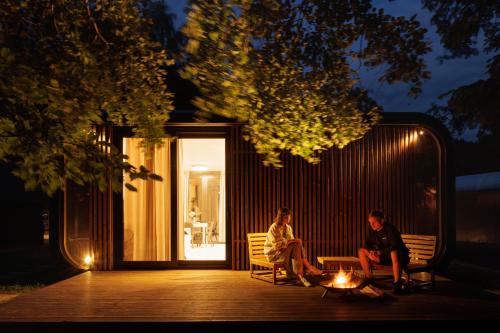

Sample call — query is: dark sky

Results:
[166,0,488,140]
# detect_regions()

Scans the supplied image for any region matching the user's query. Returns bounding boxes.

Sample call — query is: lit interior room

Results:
[177,138,226,261]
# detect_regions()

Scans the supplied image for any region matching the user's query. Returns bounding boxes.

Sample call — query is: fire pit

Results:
[319,266,362,298]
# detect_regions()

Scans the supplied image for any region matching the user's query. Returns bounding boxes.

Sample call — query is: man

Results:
[358,210,410,294]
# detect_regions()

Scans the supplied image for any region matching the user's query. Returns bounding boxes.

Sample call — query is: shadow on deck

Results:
[0,270,499,331]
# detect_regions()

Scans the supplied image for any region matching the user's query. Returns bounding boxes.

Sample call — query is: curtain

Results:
[177,139,190,259]
[123,138,170,261]
[219,171,225,242]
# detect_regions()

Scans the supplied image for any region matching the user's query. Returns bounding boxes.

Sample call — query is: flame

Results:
[330,266,359,289]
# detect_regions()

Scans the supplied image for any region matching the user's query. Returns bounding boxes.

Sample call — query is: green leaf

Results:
[125,183,137,192]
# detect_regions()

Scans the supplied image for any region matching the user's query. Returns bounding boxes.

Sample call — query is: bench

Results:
[247,232,287,284]
[401,234,437,289]
[369,234,437,289]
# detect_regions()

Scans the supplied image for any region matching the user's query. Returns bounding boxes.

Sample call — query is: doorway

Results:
[119,135,227,266]
[177,138,226,261]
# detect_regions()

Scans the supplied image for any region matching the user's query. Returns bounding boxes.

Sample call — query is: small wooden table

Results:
[317,256,361,270]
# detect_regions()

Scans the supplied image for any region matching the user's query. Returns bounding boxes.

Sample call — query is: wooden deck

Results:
[0,270,499,330]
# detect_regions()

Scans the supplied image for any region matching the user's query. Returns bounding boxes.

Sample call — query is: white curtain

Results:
[123,138,170,261]
[177,139,190,259]
[219,171,225,242]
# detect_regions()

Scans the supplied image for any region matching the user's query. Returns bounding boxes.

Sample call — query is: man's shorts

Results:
[378,251,410,268]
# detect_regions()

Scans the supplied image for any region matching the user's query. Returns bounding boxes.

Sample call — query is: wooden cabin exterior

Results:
[52,112,455,271]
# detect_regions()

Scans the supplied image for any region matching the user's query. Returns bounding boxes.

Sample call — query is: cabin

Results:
[52,111,455,271]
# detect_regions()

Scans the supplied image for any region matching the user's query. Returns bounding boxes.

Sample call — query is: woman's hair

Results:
[368,210,385,221]
[274,207,292,225]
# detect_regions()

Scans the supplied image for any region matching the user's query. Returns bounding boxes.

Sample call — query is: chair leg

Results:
[250,263,254,279]
[406,270,412,288]
[273,265,277,285]
[431,269,435,290]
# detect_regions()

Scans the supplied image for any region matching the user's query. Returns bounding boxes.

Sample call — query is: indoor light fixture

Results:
[191,165,208,171]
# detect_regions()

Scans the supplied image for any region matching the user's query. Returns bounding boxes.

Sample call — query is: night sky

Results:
[167,0,488,140]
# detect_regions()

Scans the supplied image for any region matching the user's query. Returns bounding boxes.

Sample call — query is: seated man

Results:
[358,210,410,293]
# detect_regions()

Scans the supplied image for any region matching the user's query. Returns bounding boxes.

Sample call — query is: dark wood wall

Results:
[90,125,114,270]
[229,125,440,270]
[64,125,114,270]
[64,118,451,271]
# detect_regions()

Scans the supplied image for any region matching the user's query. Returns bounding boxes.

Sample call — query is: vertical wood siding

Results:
[89,125,114,270]
[229,125,433,270]
[69,122,443,271]
[64,124,114,270]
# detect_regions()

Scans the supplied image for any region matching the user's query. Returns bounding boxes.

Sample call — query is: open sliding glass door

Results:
[118,134,227,267]
[177,138,226,262]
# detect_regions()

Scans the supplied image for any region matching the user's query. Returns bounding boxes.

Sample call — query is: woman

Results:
[264,207,323,287]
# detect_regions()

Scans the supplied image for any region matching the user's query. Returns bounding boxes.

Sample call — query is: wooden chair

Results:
[207,220,219,245]
[247,233,287,284]
[402,234,437,289]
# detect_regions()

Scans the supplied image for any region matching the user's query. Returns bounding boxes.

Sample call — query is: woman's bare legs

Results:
[288,241,312,286]
[293,239,323,275]
[289,241,304,277]
[303,258,323,275]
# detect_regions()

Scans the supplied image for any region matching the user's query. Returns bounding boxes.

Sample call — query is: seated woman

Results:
[264,207,323,287]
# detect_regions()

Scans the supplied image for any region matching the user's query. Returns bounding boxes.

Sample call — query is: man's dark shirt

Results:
[364,222,409,256]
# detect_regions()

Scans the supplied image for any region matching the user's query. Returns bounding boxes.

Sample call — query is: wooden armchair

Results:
[247,233,287,284]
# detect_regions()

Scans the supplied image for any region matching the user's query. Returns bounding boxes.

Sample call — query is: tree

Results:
[423,0,499,139]
[0,0,175,195]
[182,0,431,166]
[139,0,183,56]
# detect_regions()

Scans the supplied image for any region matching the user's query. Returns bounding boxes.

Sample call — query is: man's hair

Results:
[368,210,384,221]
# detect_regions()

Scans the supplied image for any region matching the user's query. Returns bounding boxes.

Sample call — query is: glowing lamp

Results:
[84,255,92,265]
[191,165,208,171]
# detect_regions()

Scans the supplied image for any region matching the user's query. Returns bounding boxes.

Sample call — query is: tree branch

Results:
[83,0,112,47]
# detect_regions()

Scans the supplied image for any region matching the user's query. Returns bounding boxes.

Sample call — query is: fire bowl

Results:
[319,276,362,299]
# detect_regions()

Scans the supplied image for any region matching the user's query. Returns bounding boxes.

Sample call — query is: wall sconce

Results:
[84,255,93,267]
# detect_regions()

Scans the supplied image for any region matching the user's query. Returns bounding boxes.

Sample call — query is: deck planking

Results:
[0,270,499,323]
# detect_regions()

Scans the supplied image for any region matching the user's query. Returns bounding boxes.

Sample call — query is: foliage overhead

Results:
[182,0,431,166]
[423,0,499,139]
[0,0,174,195]
[139,0,183,56]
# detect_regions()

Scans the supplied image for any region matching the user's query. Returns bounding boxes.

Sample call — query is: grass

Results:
[0,283,44,305]
[0,283,44,293]
[0,241,81,305]
[0,240,82,287]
